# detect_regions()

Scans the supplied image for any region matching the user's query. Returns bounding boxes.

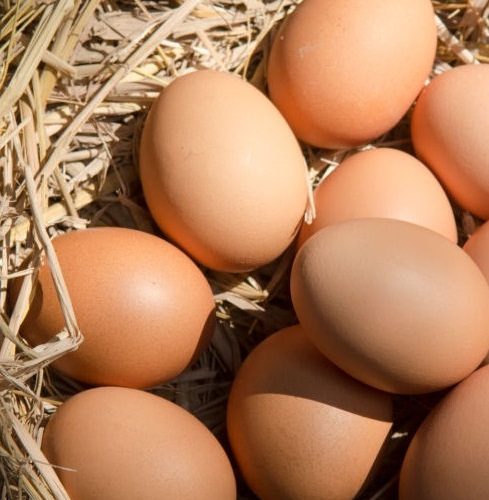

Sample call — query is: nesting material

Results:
[0,1,487,498]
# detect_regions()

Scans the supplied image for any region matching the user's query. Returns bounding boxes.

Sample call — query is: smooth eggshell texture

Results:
[42,387,236,500]
[268,0,437,148]
[291,218,489,394]
[399,365,489,499]
[139,69,308,272]
[298,148,457,248]
[412,64,489,219]
[227,325,392,500]
[463,221,489,365]
[20,227,215,388]
[464,221,489,282]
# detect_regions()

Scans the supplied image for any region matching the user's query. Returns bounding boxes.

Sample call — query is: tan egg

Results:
[291,218,489,394]
[20,227,215,388]
[399,365,489,499]
[227,325,392,499]
[267,0,437,148]
[42,387,236,500]
[139,69,308,272]
[464,221,489,281]
[463,221,489,365]
[298,148,457,248]
[412,64,489,219]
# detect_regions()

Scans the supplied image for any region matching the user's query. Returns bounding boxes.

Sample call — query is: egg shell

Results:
[464,221,489,282]
[298,148,457,248]
[463,221,489,365]
[139,69,308,272]
[267,0,437,148]
[227,325,393,500]
[399,364,489,499]
[412,64,489,219]
[291,218,489,394]
[42,387,236,499]
[19,227,215,388]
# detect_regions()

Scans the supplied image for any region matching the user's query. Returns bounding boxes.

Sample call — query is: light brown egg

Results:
[463,221,489,365]
[20,227,215,388]
[291,218,489,394]
[267,0,437,148]
[139,69,308,272]
[412,64,489,219]
[464,221,489,281]
[227,325,393,500]
[42,387,236,500]
[399,365,489,499]
[298,148,457,248]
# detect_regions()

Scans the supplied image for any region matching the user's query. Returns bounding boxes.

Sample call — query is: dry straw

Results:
[0,0,487,498]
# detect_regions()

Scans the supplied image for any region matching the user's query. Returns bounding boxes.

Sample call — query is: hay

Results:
[0,0,487,498]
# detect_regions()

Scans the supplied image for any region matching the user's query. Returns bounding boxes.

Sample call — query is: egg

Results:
[399,364,489,499]
[42,387,236,499]
[412,64,489,219]
[227,325,392,500]
[291,218,489,394]
[20,227,215,388]
[139,69,308,272]
[298,148,457,248]
[464,221,489,281]
[267,0,437,148]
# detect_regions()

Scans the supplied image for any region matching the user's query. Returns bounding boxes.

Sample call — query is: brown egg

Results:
[139,69,308,272]
[267,0,437,148]
[291,218,489,394]
[412,64,489,219]
[298,148,457,248]
[399,365,489,499]
[464,221,489,281]
[20,227,215,388]
[227,325,393,500]
[42,387,236,499]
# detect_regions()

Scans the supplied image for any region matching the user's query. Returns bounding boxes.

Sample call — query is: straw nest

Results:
[0,0,488,498]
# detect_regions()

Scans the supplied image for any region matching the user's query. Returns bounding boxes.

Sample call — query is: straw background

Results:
[0,0,488,498]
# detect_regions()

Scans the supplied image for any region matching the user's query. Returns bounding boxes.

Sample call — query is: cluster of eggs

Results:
[17,0,489,498]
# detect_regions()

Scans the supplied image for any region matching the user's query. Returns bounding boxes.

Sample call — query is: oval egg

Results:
[291,218,489,394]
[298,148,457,248]
[464,221,489,282]
[19,227,215,388]
[412,64,489,219]
[268,0,437,148]
[139,69,308,272]
[42,387,236,499]
[227,325,393,500]
[399,365,489,499]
